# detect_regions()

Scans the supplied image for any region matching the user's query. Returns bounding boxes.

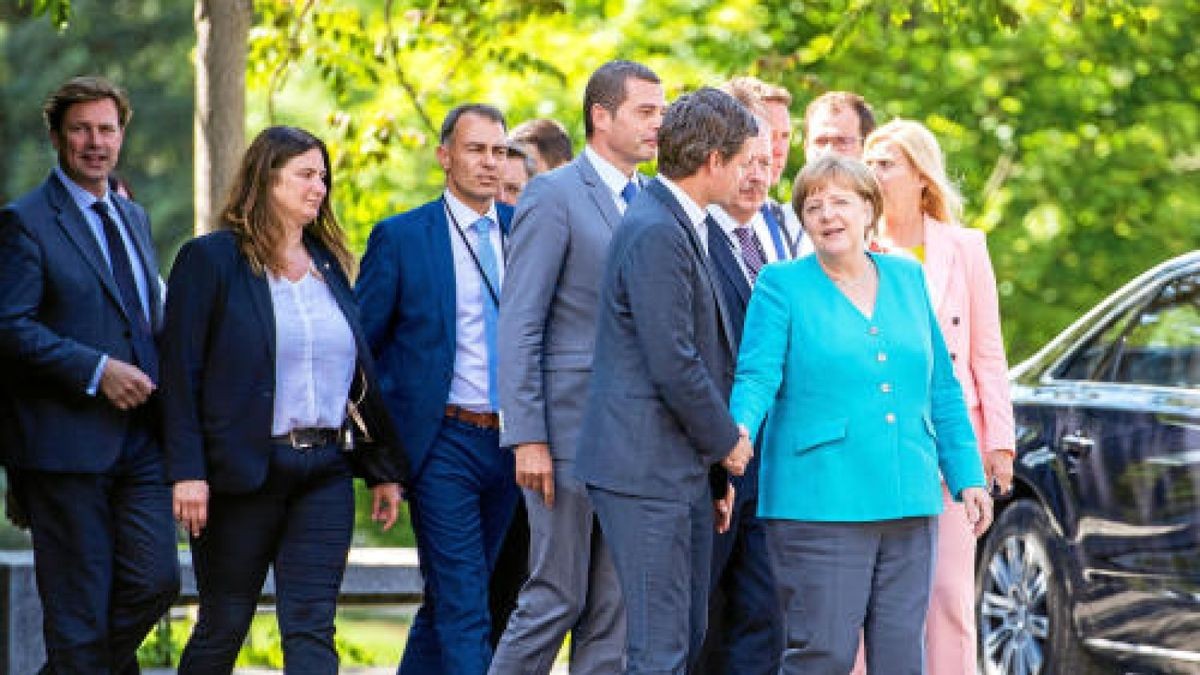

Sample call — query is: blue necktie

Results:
[620,179,639,208]
[472,217,501,411]
[91,201,157,381]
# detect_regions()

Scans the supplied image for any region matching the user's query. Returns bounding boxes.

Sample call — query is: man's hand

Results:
[961,487,994,537]
[714,483,736,534]
[721,425,753,477]
[99,358,155,410]
[514,442,555,508]
[173,480,209,538]
[371,483,403,531]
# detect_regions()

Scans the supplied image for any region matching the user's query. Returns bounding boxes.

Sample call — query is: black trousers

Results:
[179,442,354,675]
[16,425,179,675]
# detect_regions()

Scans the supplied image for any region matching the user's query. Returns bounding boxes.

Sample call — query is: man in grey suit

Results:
[492,60,665,675]
[577,87,758,674]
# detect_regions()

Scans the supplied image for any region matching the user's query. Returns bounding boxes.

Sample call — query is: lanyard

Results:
[444,197,504,306]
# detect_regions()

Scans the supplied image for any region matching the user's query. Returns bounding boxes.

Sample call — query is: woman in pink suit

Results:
[855,119,1016,675]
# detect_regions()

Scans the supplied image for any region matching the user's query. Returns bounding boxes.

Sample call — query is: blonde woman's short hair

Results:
[792,154,883,235]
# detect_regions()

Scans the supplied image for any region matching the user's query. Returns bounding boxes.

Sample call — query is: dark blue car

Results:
[976,251,1200,675]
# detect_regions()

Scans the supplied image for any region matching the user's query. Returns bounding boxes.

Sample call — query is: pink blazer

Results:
[923,216,1015,454]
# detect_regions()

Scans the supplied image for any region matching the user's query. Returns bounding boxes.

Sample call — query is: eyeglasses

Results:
[809,135,862,152]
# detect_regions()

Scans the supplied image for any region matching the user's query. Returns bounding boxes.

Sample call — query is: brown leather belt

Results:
[444,404,500,430]
[271,428,340,450]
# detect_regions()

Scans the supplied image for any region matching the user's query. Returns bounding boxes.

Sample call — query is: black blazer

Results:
[0,172,162,472]
[161,229,407,493]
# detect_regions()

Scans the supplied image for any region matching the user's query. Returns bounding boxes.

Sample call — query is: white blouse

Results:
[268,269,357,436]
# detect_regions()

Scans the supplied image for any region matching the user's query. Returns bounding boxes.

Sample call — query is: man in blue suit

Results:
[357,103,519,674]
[0,76,179,673]
[697,90,784,675]
[576,88,758,674]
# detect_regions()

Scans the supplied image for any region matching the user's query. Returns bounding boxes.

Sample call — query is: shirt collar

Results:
[707,204,764,237]
[54,166,113,215]
[584,145,637,198]
[443,188,498,231]
[657,174,708,229]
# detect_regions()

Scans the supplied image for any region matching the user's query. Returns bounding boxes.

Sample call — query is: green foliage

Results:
[254,0,1199,360]
[16,0,71,30]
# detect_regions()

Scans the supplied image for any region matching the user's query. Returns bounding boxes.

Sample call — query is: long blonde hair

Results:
[864,119,962,224]
[219,126,356,278]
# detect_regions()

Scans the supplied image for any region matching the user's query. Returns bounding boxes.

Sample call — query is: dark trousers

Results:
[766,517,937,675]
[590,484,712,675]
[179,442,354,675]
[694,482,783,675]
[16,425,179,675]
[488,498,528,647]
[399,418,519,675]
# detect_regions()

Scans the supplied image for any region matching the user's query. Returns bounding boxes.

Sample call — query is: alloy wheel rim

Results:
[980,532,1053,675]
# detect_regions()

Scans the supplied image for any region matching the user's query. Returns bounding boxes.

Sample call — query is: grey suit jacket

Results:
[498,152,634,463]
[576,178,740,501]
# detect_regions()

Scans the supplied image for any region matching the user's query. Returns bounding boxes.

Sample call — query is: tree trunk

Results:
[194,0,251,235]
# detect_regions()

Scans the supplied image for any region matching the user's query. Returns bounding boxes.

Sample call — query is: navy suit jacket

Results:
[576,179,738,502]
[0,171,162,472]
[160,230,407,493]
[355,197,514,479]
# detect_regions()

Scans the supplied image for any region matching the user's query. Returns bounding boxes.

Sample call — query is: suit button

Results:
[880,383,892,393]
[869,326,880,335]
[950,353,957,361]
[123,330,132,338]
[877,352,887,363]
[885,412,896,424]
[952,316,961,325]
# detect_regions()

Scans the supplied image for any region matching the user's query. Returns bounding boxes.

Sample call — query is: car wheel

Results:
[976,500,1113,675]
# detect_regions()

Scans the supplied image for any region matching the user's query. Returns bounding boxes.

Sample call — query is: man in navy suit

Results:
[576,88,758,674]
[696,90,784,675]
[0,76,179,673]
[357,103,519,674]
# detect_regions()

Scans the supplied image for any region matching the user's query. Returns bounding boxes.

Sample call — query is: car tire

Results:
[976,499,1115,675]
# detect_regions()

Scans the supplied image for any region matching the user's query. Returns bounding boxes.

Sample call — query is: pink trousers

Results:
[852,407,984,675]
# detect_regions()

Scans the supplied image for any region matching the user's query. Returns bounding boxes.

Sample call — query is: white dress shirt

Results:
[584,145,639,214]
[443,189,504,411]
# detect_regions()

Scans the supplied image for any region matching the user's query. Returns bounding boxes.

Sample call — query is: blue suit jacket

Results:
[160,230,406,493]
[576,179,738,502]
[730,253,986,521]
[356,197,513,479]
[0,171,162,472]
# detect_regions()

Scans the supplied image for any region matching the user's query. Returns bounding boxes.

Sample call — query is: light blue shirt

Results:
[54,167,152,395]
[268,270,357,435]
[444,189,503,411]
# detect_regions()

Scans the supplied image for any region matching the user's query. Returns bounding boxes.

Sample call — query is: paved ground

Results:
[147,667,571,674]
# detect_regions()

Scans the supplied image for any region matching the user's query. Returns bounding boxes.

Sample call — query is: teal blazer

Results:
[729,253,985,522]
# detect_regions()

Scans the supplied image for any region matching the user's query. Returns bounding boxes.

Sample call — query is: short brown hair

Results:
[583,60,661,138]
[719,79,769,119]
[43,76,132,135]
[792,154,883,233]
[803,91,876,140]
[657,88,759,180]
[510,118,573,170]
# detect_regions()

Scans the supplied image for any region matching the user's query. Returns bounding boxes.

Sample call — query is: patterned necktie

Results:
[732,226,766,285]
[472,216,501,410]
[91,201,157,380]
[620,179,639,208]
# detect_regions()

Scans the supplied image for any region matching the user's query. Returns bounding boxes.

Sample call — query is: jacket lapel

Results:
[708,224,751,309]
[45,174,126,316]
[111,196,164,330]
[922,216,955,311]
[244,258,276,367]
[576,153,623,231]
[428,200,457,347]
[645,179,737,355]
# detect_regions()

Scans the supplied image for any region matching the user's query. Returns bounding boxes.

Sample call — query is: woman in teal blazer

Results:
[728,155,991,675]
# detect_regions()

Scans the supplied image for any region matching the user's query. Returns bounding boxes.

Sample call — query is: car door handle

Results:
[1061,432,1094,457]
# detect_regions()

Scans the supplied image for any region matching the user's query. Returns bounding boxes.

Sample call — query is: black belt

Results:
[271,428,340,450]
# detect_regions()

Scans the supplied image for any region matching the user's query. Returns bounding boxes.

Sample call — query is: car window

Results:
[1056,302,1141,381]
[1110,273,1200,389]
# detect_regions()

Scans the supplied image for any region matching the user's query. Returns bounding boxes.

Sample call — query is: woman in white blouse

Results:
[161,126,406,674]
